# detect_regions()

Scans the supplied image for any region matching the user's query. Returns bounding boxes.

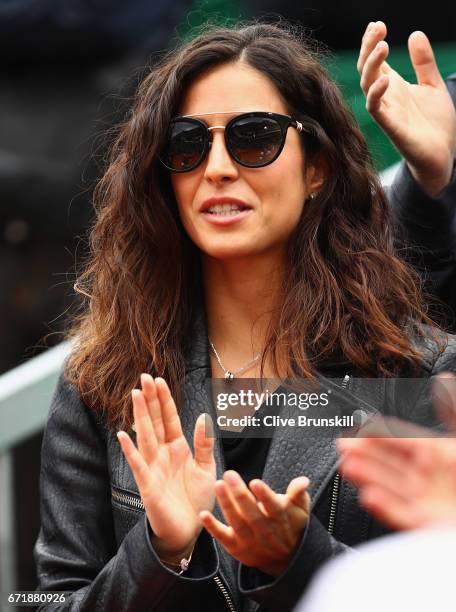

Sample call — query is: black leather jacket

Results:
[388,73,456,328]
[33,321,456,612]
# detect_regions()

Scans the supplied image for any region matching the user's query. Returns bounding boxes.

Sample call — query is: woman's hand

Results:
[358,21,456,196]
[117,374,216,560]
[200,470,310,577]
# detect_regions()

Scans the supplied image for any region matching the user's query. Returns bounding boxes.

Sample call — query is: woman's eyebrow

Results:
[180,110,258,118]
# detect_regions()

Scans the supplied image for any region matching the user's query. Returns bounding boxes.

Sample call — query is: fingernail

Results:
[224,470,240,485]
[295,476,310,489]
[215,480,226,494]
[141,372,153,384]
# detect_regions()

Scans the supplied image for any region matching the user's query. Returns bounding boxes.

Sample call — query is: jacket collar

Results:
[181,312,382,508]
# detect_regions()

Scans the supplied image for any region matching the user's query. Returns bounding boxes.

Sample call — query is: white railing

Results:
[0,340,72,608]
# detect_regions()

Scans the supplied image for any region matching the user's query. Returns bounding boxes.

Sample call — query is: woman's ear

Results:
[305,155,328,195]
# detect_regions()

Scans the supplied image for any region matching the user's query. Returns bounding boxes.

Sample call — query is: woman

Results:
[34,21,456,612]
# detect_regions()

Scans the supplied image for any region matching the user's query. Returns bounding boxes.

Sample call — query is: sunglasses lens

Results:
[162,120,206,171]
[227,116,283,167]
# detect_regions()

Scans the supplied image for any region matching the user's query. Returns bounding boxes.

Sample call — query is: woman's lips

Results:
[200,208,253,225]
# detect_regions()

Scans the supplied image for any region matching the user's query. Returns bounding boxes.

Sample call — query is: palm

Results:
[142,435,216,548]
[118,375,216,555]
[408,442,456,527]
[377,64,455,175]
[359,24,456,194]
[420,479,456,525]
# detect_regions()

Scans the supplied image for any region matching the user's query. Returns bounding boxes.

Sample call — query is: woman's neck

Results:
[202,252,285,366]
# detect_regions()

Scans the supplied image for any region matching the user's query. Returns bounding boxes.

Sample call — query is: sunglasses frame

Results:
[159,111,304,173]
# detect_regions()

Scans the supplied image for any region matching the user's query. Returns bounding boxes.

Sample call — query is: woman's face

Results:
[171,60,324,261]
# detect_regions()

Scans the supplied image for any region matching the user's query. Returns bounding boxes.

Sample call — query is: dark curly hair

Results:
[64,20,437,430]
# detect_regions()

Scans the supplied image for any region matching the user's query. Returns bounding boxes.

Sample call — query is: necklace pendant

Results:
[224,371,235,381]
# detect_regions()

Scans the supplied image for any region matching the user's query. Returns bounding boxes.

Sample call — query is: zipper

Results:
[112,487,237,611]
[111,487,145,511]
[341,374,350,389]
[213,575,237,612]
[327,373,349,535]
[327,472,340,535]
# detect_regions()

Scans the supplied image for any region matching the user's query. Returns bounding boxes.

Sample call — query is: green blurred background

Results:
[178,0,456,170]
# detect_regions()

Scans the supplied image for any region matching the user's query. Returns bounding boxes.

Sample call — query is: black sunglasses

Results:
[159,111,304,172]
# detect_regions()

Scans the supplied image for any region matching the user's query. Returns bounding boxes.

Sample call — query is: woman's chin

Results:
[200,243,259,261]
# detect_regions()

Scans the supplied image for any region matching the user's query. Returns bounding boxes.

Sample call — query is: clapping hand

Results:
[117,375,311,574]
[200,471,310,577]
[117,374,216,562]
[359,21,456,196]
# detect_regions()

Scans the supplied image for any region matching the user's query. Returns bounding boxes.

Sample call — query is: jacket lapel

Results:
[182,314,384,512]
[261,377,383,507]
[180,311,226,480]
[180,313,242,606]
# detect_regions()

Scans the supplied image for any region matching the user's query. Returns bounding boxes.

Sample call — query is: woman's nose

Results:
[203,130,239,182]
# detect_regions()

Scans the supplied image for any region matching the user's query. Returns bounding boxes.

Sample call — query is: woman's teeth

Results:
[206,204,245,216]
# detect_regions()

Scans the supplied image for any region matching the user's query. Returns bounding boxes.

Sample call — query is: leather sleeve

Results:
[33,371,220,611]
[408,331,456,429]
[388,160,456,258]
[387,161,456,325]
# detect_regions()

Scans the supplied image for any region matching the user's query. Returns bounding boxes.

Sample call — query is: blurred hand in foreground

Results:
[338,373,456,530]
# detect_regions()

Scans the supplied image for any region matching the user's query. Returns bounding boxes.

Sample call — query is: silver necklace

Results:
[209,340,260,381]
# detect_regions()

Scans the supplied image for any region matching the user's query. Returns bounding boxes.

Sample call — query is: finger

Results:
[249,479,286,518]
[360,40,390,96]
[223,471,263,524]
[341,452,412,499]
[140,374,165,444]
[215,479,252,535]
[408,31,446,89]
[340,436,416,468]
[200,511,236,549]
[132,388,158,463]
[339,435,433,459]
[358,20,387,75]
[337,436,367,454]
[359,485,415,530]
[154,377,184,443]
[286,476,310,509]
[194,413,215,469]
[365,74,390,115]
[346,413,433,439]
[116,430,152,493]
